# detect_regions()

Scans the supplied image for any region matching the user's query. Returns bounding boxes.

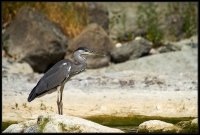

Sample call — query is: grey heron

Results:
[28,47,102,115]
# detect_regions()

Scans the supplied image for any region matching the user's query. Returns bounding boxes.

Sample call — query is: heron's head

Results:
[75,47,94,56]
[75,47,104,56]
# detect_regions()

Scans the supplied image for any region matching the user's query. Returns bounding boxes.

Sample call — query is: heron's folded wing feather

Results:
[34,62,71,97]
[42,59,71,79]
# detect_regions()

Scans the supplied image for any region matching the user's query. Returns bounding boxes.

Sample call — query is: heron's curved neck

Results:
[73,52,87,74]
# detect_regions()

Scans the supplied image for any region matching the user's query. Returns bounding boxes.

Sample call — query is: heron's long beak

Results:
[93,53,106,56]
[83,52,95,55]
[83,52,106,56]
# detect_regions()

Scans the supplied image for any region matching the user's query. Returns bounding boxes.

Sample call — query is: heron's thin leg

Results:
[57,86,61,114]
[59,84,64,115]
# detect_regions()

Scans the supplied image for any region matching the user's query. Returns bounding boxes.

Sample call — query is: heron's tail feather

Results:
[28,86,37,102]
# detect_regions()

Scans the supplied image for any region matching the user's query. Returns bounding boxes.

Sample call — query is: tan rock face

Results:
[3,114,124,133]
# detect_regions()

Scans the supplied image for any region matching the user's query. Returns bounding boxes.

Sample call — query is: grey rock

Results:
[2,57,33,74]
[149,48,159,55]
[178,35,197,49]
[66,23,113,68]
[157,43,181,53]
[110,37,152,63]
[155,35,197,54]
[3,124,24,133]
[3,7,68,73]
[164,35,198,51]
[3,114,124,133]
[2,57,13,74]
[24,125,38,133]
[3,120,36,133]
[129,37,152,59]
[137,120,182,133]
[110,43,135,63]
[175,118,198,133]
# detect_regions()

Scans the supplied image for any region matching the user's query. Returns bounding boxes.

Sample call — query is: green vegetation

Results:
[38,117,50,132]
[116,31,134,43]
[136,2,197,46]
[165,2,197,39]
[2,121,18,131]
[2,2,88,38]
[109,10,134,42]
[136,3,163,48]
[59,123,81,132]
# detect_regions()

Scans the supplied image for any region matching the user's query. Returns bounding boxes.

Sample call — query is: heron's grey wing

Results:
[28,60,71,102]
[42,59,71,80]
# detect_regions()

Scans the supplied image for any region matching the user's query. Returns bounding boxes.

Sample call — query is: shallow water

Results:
[2,121,18,131]
[84,115,196,133]
[2,115,195,133]
[85,114,194,126]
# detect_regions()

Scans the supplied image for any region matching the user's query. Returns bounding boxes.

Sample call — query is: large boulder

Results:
[3,7,68,73]
[66,23,114,68]
[137,120,182,133]
[110,37,152,63]
[3,114,124,133]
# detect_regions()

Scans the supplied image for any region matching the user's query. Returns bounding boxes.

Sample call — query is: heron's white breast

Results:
[68,66,71,72]
[62,62,72,72]
[62,62,71,79]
